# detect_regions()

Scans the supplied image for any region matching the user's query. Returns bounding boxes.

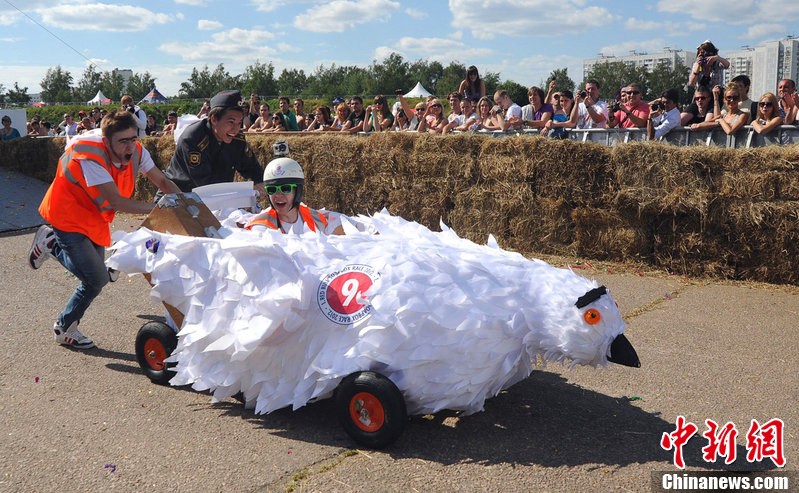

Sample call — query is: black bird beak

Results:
[608,334,641,368]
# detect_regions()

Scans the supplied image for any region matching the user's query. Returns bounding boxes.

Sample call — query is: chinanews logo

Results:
[317,264,380,325]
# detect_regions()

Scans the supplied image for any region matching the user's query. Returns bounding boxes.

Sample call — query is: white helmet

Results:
[263,157,304,183]
[263,157,305,207]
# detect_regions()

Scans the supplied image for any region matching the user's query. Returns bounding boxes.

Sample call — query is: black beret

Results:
[210,90,242,110]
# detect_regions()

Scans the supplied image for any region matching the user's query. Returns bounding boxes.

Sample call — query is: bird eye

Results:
[583,308,601,325]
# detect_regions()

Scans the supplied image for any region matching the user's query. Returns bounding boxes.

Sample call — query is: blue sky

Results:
[1,0,797,98]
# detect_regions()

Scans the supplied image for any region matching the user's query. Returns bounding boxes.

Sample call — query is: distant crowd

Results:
[5,44,799,144]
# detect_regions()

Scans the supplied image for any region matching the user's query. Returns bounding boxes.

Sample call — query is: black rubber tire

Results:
[335,371,407,449]
[135,321,178,385]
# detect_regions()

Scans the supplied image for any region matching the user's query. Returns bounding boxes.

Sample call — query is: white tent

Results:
[403,82,433,98]
[88,90,112,105]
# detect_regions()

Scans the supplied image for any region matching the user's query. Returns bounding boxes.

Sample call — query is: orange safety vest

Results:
[39,138,142,247]
[245,203,328,233]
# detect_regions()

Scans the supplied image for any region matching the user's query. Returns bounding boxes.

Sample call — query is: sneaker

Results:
[108,267,120,282]
[29,225,55,269]
[53,320,95,349]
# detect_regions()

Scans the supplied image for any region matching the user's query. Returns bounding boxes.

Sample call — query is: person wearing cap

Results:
[161,89,265,197]
[245,151,345,235]
[120,95,148,137]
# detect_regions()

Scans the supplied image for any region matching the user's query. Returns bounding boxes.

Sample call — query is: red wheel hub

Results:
[143,338,167,370]
[349,392,385,432]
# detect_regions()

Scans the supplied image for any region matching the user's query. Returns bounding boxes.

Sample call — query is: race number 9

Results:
[325,271,373,315]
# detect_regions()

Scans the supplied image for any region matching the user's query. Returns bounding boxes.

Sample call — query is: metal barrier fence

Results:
[565,125,799,147]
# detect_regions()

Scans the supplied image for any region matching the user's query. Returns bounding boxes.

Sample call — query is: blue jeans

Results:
[51,228,109,328]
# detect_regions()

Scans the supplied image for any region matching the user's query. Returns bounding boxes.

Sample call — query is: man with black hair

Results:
[162,89,265,198]
[647,89,682,141]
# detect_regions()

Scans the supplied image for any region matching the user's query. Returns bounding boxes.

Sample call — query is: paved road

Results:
[0,172,797,492]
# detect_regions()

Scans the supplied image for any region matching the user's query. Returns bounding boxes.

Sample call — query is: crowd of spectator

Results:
[11,46,799,144]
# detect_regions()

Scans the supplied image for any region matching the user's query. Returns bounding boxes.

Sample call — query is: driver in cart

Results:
[244,143,347,235]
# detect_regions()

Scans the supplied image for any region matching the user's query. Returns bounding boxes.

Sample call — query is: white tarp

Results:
[88,90,111,105]
[403,82,433,98]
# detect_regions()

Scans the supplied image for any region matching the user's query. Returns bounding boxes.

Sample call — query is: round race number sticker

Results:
[317,264,380,325]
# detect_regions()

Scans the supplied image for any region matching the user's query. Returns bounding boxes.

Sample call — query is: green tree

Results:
[545,68,575,94]
[277,68,307,96]
[366,53,411,96]
[583,61,650,102]
[126,71,157,100]
[40,65,74,103]
[6,82,31,104]
[436,61,467,96]
[498,80,528,106]
[179,64,238,99]
[0,83,6,104]
[648,61,691,104]
[74,64,102,102]
[408,60,443,95]
[240,60,278,98]
[100,70,125,101]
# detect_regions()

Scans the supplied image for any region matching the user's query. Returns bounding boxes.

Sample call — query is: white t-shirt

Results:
[577,100,609,129]
[505,102,522,122]
[73,131,155,187]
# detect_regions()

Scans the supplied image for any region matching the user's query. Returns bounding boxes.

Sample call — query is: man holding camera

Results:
[647,89,682,141]
[120,95,147,137]
[609,83,649,128]
[572,80,608,129]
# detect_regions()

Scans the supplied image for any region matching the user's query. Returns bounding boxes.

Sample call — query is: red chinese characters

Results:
[662,417,786,469]
[746,418,786,467]
[661,415,698,469]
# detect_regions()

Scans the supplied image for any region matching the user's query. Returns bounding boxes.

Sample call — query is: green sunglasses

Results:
[265,183,298,195]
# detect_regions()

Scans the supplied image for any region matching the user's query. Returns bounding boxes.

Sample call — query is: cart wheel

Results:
[135,321,178,385]
[335,371,407,449]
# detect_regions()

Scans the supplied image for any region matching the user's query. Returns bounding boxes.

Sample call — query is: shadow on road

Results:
[198,370,779,472]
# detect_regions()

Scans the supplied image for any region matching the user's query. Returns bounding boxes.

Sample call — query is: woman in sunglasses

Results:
[751,92,783,135]
[245,156,345,235]
[417,98,448,133]
[714,83,749,136]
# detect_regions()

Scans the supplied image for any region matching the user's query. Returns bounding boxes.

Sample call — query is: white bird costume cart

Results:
[112,193,640,449]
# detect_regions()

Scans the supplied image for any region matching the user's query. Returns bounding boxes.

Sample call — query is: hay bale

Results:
[572,207,651,260]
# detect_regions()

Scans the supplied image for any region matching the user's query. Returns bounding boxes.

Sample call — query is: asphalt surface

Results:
[0,169,797,492]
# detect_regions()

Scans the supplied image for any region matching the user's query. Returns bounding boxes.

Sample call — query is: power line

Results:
[4,0,102,69]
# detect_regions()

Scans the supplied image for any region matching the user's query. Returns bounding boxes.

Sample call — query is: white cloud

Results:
[198,19,223,30]
[744,23,786,40]
[0,37,22,43]
[657,0,799,25]
[250,0,322,13]
[375,36,492,65]
[0,12,21,26]
[598,38,670,58]
[38,4,173,32]
[294,0,400,32]
[449,0,614,40]
[175,0,207,5]
[625,17,704,35]
[159,28,278,63]
[405,8,426,19]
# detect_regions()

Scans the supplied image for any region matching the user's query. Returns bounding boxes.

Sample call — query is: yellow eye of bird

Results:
[584,308,601,325]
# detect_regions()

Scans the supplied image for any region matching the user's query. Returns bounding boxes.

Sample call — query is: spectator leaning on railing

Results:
[647,89,682,141]
[777,79,798,125]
